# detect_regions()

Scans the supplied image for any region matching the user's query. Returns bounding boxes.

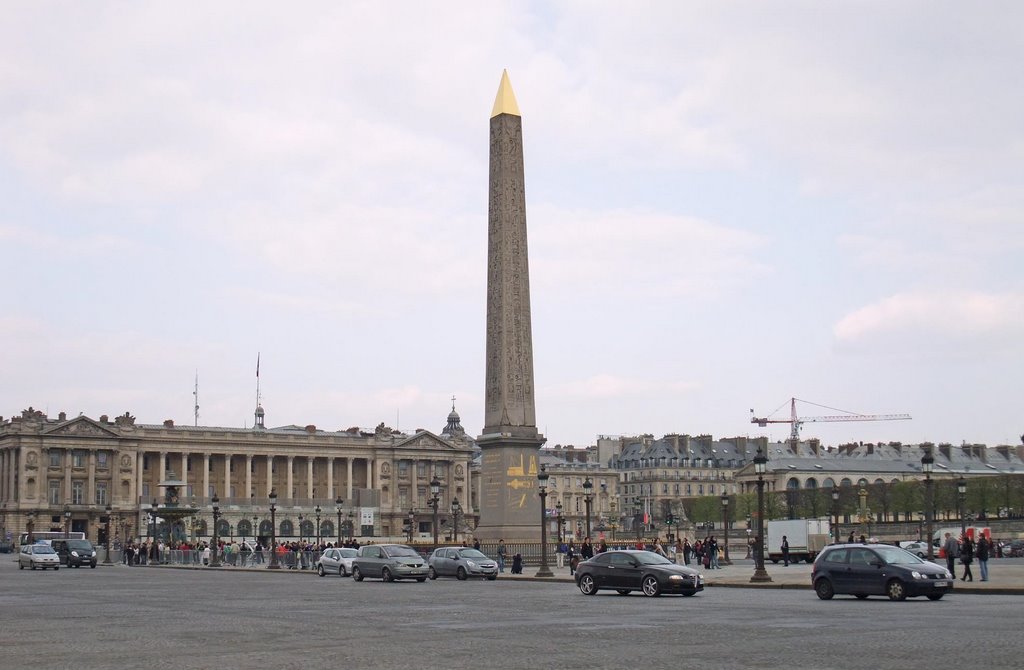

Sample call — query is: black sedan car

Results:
[811,543,954,601]
[575,550,704,597]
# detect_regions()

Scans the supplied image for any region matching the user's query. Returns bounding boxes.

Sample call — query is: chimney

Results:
[163,419,174,428]
[58,411,67,421]
[305,425,317,433]
[100,414,109,423]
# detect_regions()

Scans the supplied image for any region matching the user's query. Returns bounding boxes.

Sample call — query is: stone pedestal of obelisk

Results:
[474,70,547,541]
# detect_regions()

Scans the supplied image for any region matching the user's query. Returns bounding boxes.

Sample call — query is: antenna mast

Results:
[193,371,200,427]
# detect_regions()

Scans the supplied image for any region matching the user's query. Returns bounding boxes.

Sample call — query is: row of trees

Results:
[667,474,1024,529]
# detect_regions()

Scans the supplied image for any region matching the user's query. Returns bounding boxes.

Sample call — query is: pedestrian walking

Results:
[943,532,958,575]
[781,535,791,567]
[497,539,507,573]
[960,535,974,582]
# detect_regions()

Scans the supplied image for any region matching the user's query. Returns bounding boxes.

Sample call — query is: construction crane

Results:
[750,397,911,441]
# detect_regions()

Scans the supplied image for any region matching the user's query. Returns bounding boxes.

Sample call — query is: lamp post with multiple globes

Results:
[535,465,553,577]
[268,489,280,569]
[720,493,731,565]
[750,447,772,583]
[922,449,935,560]
[429,476,441,549]
[583,477,594,539]
[336,497,344,546]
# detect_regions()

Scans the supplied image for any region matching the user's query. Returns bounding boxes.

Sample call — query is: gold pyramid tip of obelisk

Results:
[490,69,521,118]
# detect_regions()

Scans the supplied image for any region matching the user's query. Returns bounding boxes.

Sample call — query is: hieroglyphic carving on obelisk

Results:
[475,70,546,541]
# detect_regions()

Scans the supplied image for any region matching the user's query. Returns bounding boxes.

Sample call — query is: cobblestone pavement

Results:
[1,556,1021,669]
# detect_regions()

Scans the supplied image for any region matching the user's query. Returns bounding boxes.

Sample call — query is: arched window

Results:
[804,478,818,489]
[823,478,836,488]
[236,520,252,537]
[280,520,294,537]
[215,519,230,537]
[320,520,335,539]
[873,478,884,485]
[196,520,208,536]
[300,519,315,538]
[858,478,869,487]
[840,478,853,487]
[787,477,801,490]
[258,520,273,537]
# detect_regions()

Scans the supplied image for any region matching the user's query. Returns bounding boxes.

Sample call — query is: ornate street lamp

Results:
[150,498,158,542]
[921,449,934,559]
[831,488,841,544]
[210,493,222,567]
[429,476,441,549]
[268,489,280,569]
[103,503,113,564]
[858,488,869,537]
[957,476,968,538]
[451,498,461,544]
[750,447,772,583]
[720,493,731,565]
[297,514,305,543]
[335,497,344,546]
[535,465,554,577]
[315,505,322,547]
[555,501,563,542]
[407,508,415,543]
[583,476,594,539]
[63,503,71,538]
[347,511,354,542]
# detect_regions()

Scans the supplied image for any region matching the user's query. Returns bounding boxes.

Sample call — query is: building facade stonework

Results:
[0,407,476,544]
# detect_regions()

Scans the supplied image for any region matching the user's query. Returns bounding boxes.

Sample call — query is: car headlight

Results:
[71,551,79,557]
[911,571,925,579]
[945,571,953,579]
[467,560,477,568]
[91,551,96,557]
[668,575,683,582]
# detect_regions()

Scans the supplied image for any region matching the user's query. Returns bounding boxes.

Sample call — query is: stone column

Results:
[136,451,144,505]
[307,457,314,499]
[63,449,72,504]
[181,453,188,493]
[202,454,210,499]
[266,455,274,495]
[1,448,7,502]
[286,456,294,500]
[346,458,353,500]
[87,450,97,506]
[327,457,335,499]
[245,454,253,500]
[158,451,167,485]
[224,454,231,498]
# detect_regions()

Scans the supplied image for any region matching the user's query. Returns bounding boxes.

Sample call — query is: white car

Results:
[317,547,358,577]
[19,543,61,570]
[899,541,931,558]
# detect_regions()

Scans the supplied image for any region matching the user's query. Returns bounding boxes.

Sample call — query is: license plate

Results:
[934,581,948,587]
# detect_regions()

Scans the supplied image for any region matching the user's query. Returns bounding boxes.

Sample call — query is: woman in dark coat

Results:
[960,535,974,582]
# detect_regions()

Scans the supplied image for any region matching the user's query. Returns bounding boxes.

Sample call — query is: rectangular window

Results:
[709,484,715,494]
[187,456,192,472]
[165,455,171,471]
[72,451,85,468]
[208,485,215,497]
[229,458,234,472]
[186,485,193,498]
[417,462,427,477]
[97,452,108,468]
[48,480,60,505]
[71,480,84,504]
[142,483,150,498]
[143,455,150,471]
[698,484,704,495]
[398,461,409,476]
[398,488,409,509]
[686,484,691,495]
[95,481,108,505]
[49,451,61,467]
[417,486,426,503]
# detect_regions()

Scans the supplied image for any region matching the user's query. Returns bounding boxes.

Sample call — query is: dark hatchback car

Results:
[575,550,704,597]
[812,544,954,601]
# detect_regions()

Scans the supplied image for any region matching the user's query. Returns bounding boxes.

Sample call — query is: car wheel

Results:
[926,594,944,601]
[616,589,631,596]
[578,574,597,595]
[382,568,393,582]
[854,594,869,600]
[90,563,96,568]
[886,579,907,601]
[681,590,697,597]
[814,578,835,600]
[641,575,661,597]
[416,578,426,583]
[31,564,36,570]
[456,566,467,581]
[54,566,59,571]
[317,564,325,577]
[487,575,497,581]
[339,565,347,577]
[428,567,438,580]
[352,566,364,582]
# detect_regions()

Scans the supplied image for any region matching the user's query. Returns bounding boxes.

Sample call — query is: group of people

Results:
[119,537,367,568]
[556,537,597,575]
[942,531,993,582]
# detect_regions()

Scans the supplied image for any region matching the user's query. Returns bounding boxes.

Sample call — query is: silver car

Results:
[351,544,428,582]
[428,547,498,580]
[19,543,61,570]
[316,547,358,577]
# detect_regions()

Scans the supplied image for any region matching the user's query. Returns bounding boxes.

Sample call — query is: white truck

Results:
[765,518,831,564]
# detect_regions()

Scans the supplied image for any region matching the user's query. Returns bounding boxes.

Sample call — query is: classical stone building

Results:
[539,445,618,541]
[0,406,477,544]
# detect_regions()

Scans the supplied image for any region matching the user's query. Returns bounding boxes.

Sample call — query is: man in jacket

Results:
[976,535,990,581]
[943,533,958,575]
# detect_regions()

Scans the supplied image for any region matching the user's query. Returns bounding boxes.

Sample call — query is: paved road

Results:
[1,560,1020,669]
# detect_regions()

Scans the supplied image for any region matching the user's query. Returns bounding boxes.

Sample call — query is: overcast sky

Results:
[2,2,1021,449]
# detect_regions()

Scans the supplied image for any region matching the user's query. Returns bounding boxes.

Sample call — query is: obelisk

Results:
[475,70,546,541]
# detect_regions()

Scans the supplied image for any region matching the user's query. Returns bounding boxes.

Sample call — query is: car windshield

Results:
[66,540,93,550]
[340,548,357,557]
[33,545,56,554]
[385,545,421,558]
[875,546,924,564]
[458,549,488,559]
[633,551,673,566]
